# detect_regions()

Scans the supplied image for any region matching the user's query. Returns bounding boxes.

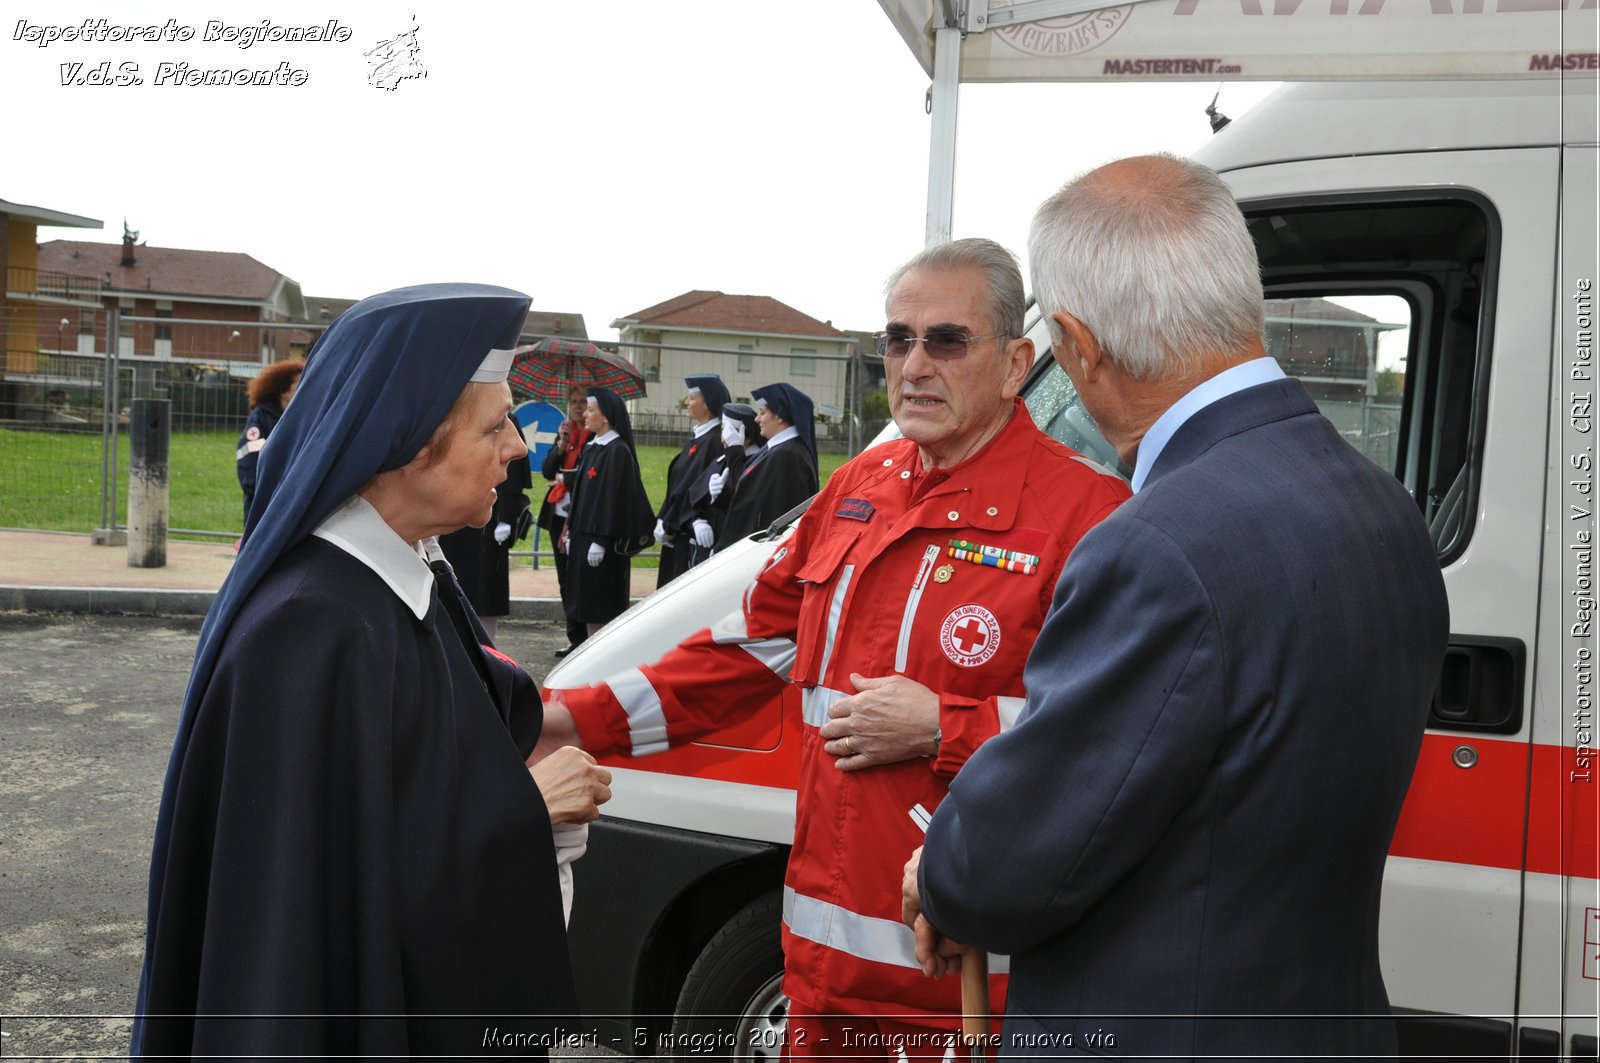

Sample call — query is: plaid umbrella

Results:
[506,338,647,403]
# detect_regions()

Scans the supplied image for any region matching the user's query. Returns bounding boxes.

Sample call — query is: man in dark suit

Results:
[902,153,1450,1059]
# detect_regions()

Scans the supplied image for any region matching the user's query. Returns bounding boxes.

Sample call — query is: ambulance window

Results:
[1247,196,1494,562]
[1263,293,1412,475]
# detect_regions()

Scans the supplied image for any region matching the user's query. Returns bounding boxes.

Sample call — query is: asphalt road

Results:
[0,610,577,1059]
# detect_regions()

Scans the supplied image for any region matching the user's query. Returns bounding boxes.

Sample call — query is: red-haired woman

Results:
[236,359,303,526]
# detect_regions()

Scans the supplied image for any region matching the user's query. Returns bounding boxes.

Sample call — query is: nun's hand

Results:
[586,542,605,567]
[708,469,729,499]
[692,520,715,549]
[529,745,612,825]
[654,519,667,543]
[493,521,512,545]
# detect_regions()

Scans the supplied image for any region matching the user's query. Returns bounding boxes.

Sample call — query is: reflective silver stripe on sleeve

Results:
[782,885,1009,974]
[741,638,797,677]
[708,609,749,643]
[610,667,668,755]
[707,609,797,678]
[814,563,854,683]
[997,696,1026,730]
[801,685,850,729]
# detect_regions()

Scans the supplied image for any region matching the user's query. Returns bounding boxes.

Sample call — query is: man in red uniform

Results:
[541,238,1129,1055]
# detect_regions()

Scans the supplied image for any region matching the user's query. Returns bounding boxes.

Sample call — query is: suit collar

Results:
[1143,377,1319,490]
[1132,357,1286,493]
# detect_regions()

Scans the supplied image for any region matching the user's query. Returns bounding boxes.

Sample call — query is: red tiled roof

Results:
[37,240,286,302]
[618,290,847,339]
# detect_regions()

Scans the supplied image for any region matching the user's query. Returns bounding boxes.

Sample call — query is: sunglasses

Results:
[873,329,1000,360]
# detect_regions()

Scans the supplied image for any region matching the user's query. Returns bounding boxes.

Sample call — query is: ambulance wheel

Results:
[671,891,787,1062]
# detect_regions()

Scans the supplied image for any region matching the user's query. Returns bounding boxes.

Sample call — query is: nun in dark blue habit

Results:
[693,401,762,557]
[131,283,611,1060]
[563,385,655,633]
[654,373,729,587]
[720,382,820,547]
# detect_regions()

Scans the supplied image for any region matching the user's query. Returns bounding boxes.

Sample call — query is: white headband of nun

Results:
[470,347,515,383]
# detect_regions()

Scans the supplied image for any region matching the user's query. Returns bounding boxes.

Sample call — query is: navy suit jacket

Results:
[920,378,1449,1060]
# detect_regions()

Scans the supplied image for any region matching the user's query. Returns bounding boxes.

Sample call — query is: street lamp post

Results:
[58,317,70,357]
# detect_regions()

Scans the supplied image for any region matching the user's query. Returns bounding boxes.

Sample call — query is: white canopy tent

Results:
[876,0,1596,241]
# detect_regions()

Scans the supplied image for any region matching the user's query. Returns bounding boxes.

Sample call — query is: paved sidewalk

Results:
[0,529,658,618]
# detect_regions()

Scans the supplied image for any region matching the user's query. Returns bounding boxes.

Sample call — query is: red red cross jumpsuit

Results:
[557,401,1129,1051]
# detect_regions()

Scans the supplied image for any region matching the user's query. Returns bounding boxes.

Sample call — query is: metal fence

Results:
[0,311,304,541]
[0,316,892,552]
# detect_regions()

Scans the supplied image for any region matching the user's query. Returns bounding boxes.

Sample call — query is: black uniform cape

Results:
[654,421,723,586]
[719,437,819,547]
[132,284,577,1060]
[567,387,654,624]
[567,436,654,623]
[439,453,533,616]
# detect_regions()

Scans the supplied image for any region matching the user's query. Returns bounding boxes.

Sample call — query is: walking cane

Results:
[909,807,990,1061]
[961,945,990,1061]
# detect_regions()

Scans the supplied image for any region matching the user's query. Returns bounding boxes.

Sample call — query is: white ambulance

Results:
[549,76,1598,1059]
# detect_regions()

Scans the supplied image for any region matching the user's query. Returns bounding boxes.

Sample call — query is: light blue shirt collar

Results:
[1131,357,1286,494]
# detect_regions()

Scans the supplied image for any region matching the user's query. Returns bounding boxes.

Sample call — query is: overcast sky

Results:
[5,0,1281,341]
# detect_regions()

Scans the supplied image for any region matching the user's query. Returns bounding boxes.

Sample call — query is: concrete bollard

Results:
[127,398,170,569]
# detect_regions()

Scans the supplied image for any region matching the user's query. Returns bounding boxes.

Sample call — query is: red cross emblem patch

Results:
[587,467,598,479]
[939,603,1000,668]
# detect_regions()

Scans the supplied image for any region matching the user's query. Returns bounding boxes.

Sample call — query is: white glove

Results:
[708,468,729,500]
[493,521,512,545]
[654,518,666,542]
[552,822,589,926]
[692,519,715,549]
[586,542,605,567]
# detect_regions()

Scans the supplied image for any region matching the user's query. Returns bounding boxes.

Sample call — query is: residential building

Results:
[37,228,309,371]
[0,196,103,419]
[1265,296,1403,399]
[611,290,853,441]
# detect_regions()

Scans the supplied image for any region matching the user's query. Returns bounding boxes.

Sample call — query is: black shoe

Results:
[554,646,574,658]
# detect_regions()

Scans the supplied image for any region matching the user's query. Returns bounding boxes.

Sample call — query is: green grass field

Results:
[0,428,849,562]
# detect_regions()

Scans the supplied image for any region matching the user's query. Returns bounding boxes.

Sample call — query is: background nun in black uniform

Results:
[653,373,729,588]
[719,381,819,548]
[131,284,612,1061]
[563,385,655,635]
[691,400,761,559]
[437,450,533,639]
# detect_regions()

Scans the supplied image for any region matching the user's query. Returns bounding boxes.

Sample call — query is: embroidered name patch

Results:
[836,498,876,522]
[940,603,1000,668]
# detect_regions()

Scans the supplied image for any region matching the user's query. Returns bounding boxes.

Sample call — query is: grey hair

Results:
[1028,153,1264,380]
[883,237,1027,343]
